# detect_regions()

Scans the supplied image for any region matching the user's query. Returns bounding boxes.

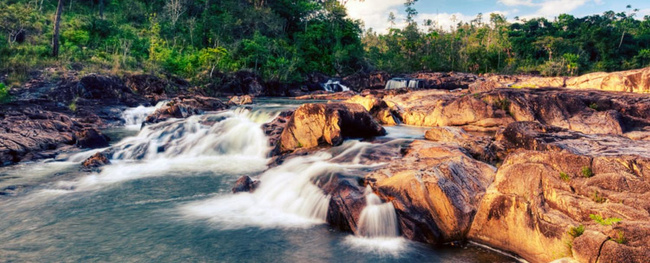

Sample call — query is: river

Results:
[0,99,518,262]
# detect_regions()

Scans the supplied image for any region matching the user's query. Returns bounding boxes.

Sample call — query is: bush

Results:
[581,166,593,178]
[614,231,627,244]
[568,225,585,238]
[590,214,621,226]
[0,83,9,103]
[559,172,570,182]
[592,191,606,203]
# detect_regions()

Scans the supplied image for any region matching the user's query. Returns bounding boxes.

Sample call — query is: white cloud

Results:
[344,0,404,33]
[534,0,590,17]
[498,0,535,7]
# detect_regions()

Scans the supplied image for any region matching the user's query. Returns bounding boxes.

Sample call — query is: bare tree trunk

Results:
[99,0,104,19]
[52,0,63,57]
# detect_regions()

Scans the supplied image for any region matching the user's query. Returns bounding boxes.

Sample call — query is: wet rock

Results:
[262,110,294,157]
[227,95,253,105]
[278,103,386,153]
[123,74,170,103]
[82,152,111,168]
[407,72,479,90]
[75,128,110,149]
[0,105,78,166]
[232,175,259,193]
[145,95,228,124]
[365,140,497,244]
[321,177,367,233]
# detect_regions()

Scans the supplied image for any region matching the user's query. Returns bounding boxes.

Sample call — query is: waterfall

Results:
[322,79,350,92]
[357,186,399,238]
[385,79,408,89]
[121,101,167,130]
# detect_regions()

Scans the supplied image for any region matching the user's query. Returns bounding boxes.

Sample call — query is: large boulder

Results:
[365,140,497,244]
[342,71,391,91]
[565,67,650,93]
[345,95,397,125]
[278,103,386,153]
[407,72,479,90]
[468,132,650,262]
[227,95,253,105]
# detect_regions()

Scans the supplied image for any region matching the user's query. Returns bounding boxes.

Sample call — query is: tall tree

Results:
[52,0,63,57]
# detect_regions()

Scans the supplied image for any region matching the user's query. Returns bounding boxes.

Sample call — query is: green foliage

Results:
[590,214,622,226]
[582,166,594,178]
[568,225,585,238]
[68,100,77,112]
[0,83,10,103]
[589,102,599,110]
[614,231,627,244]
[559,172,570,182]
[592,191,606,203]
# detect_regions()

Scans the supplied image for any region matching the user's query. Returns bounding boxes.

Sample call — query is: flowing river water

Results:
[0,99,518,262]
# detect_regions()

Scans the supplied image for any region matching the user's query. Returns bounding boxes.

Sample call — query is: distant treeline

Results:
[0,0,649,85]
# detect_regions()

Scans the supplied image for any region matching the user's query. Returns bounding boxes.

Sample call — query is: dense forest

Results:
[1,0,649,87]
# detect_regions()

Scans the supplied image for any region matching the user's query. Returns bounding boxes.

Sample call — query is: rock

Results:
[321,177,367,233]
[565,67,650,93]
[278,103,386,153]
[342,71,391,91]
[75,128,110,148]
[294,91,356,100]
[232,175,259,193]
[82,152,111,168]
[424,126,497,163]
[262,110,294,156]
[345,95,397,125]
[145,95,228,124]
[77,74,134,101]
[365,140,497,244]
[227,95,253,105]
[407,72,479,90]
[468,142,650,263]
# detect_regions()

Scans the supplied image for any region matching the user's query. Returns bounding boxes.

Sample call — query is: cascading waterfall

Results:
[357,186,399,238]
[120,102,167,130]
[322,79,350,92]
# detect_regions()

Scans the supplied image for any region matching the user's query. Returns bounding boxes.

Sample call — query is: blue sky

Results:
[345,0,650,33]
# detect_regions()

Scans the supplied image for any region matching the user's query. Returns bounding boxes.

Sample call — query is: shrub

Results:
[614,231,627,244]
[568,225,585,238]
[588,102,599,110]
[0,83,9,103]
[581,166,593,178]
[590,214,621,226]
[493,98,511,114]
[559,172,570,182]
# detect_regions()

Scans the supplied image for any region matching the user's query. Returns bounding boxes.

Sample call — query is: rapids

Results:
[0,98,518,262]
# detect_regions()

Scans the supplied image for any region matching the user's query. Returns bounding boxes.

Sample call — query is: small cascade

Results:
[385,78,423,89]
[322,79,350,92]
[120,101,167,129]
[356,186,399,238]
[111,111,270,160]
[232,107,282,124]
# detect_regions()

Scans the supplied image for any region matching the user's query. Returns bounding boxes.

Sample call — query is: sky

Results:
[344,0,650,33]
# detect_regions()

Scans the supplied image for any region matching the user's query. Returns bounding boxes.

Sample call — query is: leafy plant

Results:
[581,166,593,178]
[568,224,585,238]
[0,83,9,103]
[613,231,627,244]
[493,98,511,115]
[590,214,621,226]
[588,102,599,110]
[559,172,570,182]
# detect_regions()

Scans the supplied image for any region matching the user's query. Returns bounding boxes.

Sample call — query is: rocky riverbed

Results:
[2,67,650,262]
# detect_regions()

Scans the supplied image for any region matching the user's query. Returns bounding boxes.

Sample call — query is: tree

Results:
[52,0,63,57]
[164,0,186,28]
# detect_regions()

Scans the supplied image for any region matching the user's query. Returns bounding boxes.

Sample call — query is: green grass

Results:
[590,214,621,226]
[559,172,570,182]
[581,166,594,178]
[568,224,585,238]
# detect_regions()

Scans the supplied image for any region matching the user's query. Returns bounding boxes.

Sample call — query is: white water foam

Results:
[121,105,157,130]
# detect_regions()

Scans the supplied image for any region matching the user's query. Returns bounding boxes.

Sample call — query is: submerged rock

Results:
[82,152,111,168]
[278,103,386,153]
[232,175,260,193]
